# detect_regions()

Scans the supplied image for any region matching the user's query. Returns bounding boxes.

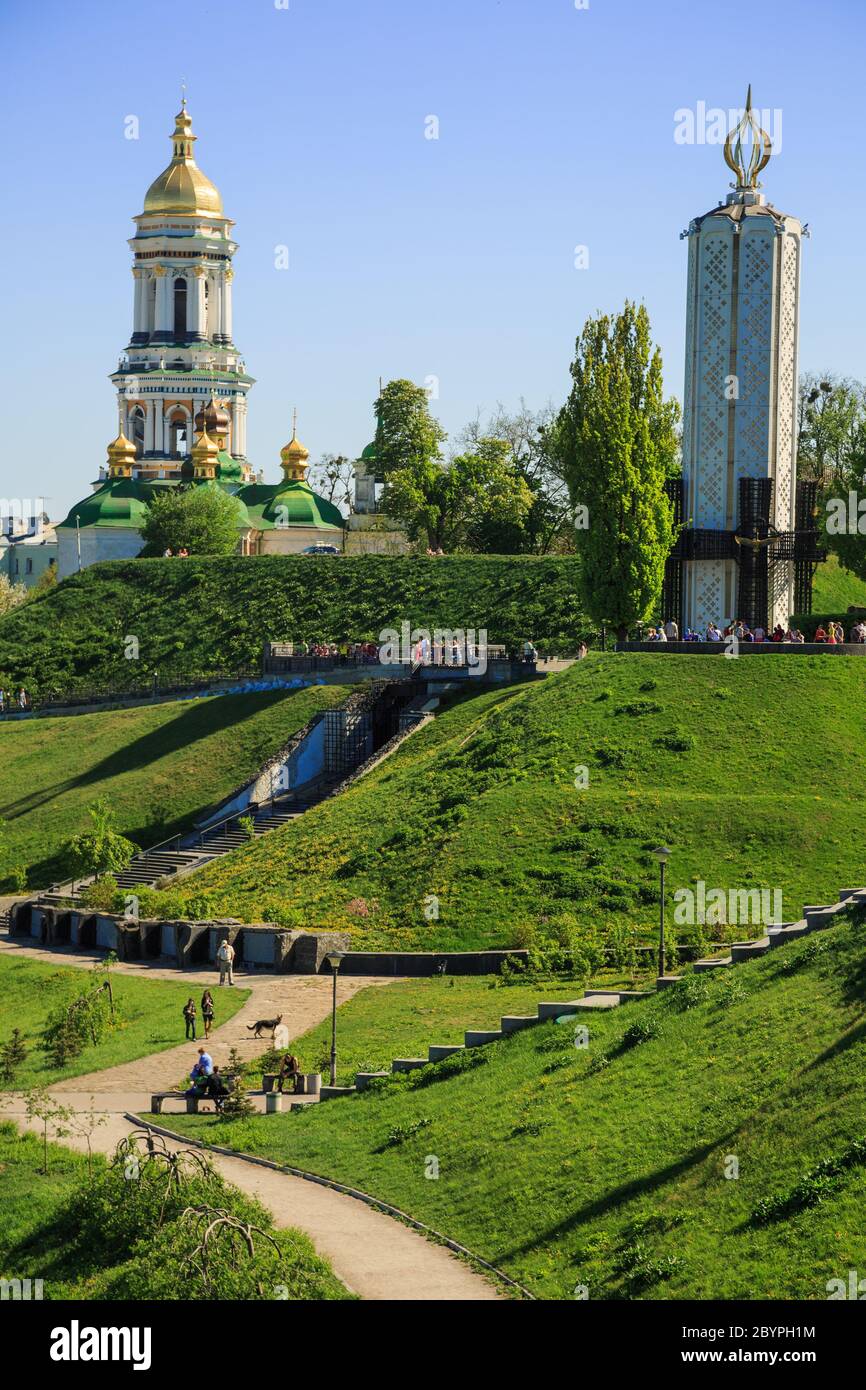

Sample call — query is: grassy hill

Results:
[168,912,866,1300]
[0,686,345,889]
[0,954,248,1088]
[811,553,866,612]
[136,652,866,951]
[0,554,587,695]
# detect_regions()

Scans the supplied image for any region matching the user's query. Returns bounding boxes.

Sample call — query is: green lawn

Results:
[167,914,866,1300]
[811,553,866,612]
[0,685,346,889]
[240,972,656,1088]
[0,1121,349,1300]
[139,653,866,951]
[0,955,249,1089]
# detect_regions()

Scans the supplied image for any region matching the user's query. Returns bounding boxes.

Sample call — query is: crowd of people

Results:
[644,619,863,644]
[0,687,30,715]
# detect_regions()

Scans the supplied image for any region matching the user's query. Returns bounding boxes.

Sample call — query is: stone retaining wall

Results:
[6,902,527,976]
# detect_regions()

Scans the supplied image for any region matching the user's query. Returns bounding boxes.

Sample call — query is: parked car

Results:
[301,544,340,556]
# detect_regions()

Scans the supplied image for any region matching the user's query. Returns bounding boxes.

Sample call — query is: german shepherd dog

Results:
[246,1014,284,1039]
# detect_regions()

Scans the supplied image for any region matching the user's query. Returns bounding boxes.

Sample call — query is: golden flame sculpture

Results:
[723,85,772,189]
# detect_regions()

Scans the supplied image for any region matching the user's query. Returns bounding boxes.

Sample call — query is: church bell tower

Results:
[110,101,254,480]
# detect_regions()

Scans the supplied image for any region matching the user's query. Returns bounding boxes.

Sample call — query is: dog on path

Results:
[246,1014,284,1039]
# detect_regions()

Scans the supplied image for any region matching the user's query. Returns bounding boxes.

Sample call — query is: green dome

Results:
[215,449,247,484]
[360,440,377,461]
[238,480,343,531]
[56,478,154,531]
[192,478,252,527]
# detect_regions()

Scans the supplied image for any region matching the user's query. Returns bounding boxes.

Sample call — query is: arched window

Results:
[167,409,189,459]
[130,406,145,457]
[173,277,187,338]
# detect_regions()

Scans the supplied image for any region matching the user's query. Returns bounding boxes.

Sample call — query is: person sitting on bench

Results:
[277,1052,302,1093]
[205,1066,229,1113]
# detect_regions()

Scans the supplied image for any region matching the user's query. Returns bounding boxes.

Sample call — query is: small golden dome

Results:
[280,411,310,480]
[191,427,220,477]
[107,429,137,475]
[143,102,224,217]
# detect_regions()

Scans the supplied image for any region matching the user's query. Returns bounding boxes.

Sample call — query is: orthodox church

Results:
[56,102,345,577]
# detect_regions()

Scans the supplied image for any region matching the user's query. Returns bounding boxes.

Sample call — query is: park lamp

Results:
[651,846,673,981]
[326,950,346,1086]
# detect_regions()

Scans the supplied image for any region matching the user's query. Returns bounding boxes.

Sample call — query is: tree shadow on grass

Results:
[0,692,293,827]
[496,1128,740,1264]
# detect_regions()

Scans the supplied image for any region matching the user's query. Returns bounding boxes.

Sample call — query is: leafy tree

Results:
[550,301,680,638]
[24,1089,72,1174]
[797,373,866,483]
[458,401,572,553]
[60,799,137,882]
[140,485,240,558]
[0,574,27,616]
[382,438,533,552]
[373,379,447,480]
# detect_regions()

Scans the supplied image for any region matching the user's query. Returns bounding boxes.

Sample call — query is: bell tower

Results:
[110,101,254,481]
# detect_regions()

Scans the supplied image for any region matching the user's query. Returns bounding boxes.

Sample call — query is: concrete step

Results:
[464,1029,503,1047]
[656,975,684,990]
[391,1058,428,1073]
[571,994,621,1010]
[693,956,733,971]
[355,1071,389,1092]
[730,937,771,962]
[805,902,850,930]
[428,1044,465,1062]
[768,922,809,947]
[584,989,653,1003]
[838,888,866,902]
[536,1000,583,1021]
[319,1085,356,1101]
[500,1015,538,1034]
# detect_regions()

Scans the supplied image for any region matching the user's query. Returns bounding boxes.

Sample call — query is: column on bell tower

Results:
[152,267,172,344]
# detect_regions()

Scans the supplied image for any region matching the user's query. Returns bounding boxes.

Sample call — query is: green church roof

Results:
[238,480,344,531]
[55,478,154,530]
[360,441,377,461]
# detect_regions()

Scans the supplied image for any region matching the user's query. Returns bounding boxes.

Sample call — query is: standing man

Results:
[664,618,679,642]
[217,936,236,987]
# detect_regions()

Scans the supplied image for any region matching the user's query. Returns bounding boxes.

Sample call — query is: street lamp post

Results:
[325,950,345,1086]
[651,846,672,980]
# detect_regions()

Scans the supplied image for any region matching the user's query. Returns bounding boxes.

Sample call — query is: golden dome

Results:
[280,412,310,481]
[191,427,220,477]
[143,102,224,217]
[107,428,137,475]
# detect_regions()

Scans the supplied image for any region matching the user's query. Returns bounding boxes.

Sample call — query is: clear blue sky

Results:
[1,0,863,519]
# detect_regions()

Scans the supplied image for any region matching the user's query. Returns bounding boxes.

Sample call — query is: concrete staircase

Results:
[302,887,866,1107]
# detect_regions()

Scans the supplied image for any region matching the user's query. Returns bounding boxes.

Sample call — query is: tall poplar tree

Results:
[552,302,680,638]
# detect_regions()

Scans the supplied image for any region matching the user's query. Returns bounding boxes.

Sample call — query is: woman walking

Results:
[201,990,215,1040]
[183,997,197,1041]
